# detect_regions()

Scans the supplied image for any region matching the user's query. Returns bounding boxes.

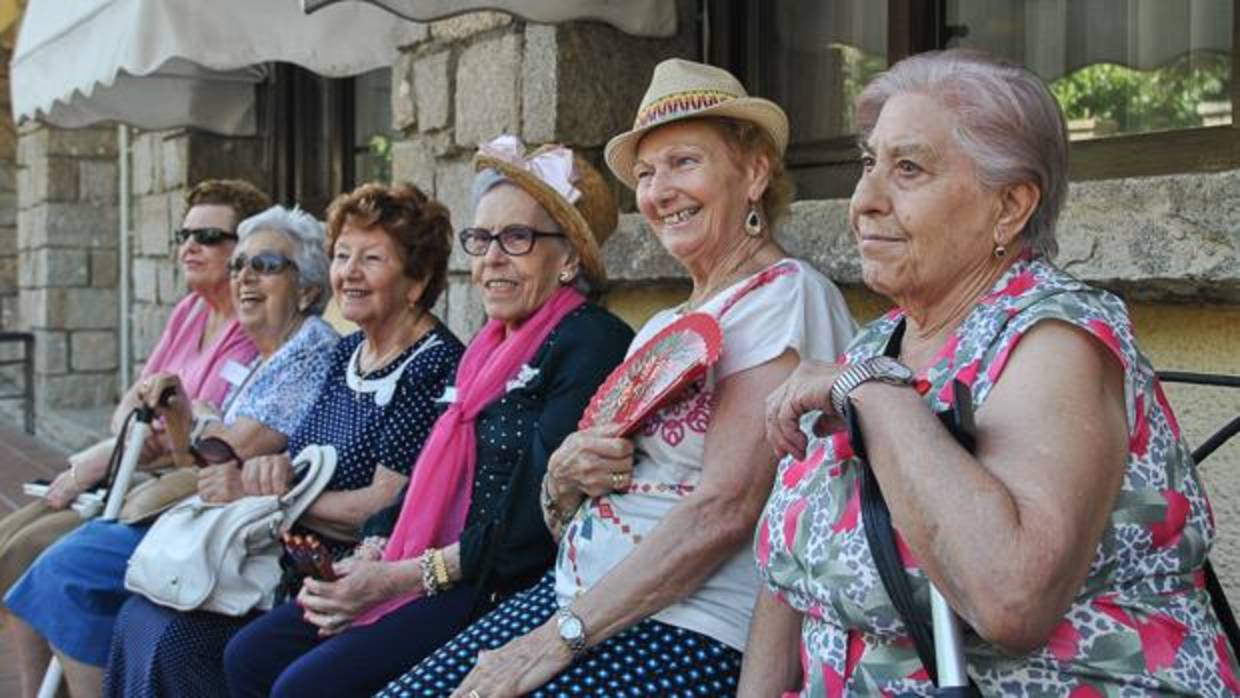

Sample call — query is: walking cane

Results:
[37,385,175,698]
[930,380,979,695]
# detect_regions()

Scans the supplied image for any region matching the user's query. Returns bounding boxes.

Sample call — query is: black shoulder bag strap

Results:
[852,320,982,695]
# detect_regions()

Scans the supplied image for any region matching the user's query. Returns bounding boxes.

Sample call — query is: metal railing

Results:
[0,331,35,434]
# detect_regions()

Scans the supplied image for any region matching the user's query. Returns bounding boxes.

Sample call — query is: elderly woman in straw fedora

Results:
[378,59,857,698]
[221,135,633,698]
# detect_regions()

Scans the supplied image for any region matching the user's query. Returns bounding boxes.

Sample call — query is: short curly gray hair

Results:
[856,49,1069,258]
[236,205,332,315]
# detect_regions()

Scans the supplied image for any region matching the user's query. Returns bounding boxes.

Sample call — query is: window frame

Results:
[708,0,1240,197]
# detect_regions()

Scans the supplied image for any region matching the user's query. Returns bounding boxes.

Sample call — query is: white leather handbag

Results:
[124,444,337,616]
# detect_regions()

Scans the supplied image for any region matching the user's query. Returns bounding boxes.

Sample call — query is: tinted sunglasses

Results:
[458,225,565,257]
[228,251,298,277]
[190,436,240,468]
[175,227,238,246]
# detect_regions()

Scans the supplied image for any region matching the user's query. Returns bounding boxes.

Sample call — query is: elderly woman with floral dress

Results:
[381,58,856,698]
[104,183,466,698]
[742,49,1240,697]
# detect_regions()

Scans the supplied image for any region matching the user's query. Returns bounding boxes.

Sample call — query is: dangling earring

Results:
[993,243,1008,259]
[559,271,574,284]
[744,205,763,238]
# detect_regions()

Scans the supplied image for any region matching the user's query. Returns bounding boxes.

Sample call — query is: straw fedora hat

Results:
[475,138,618,287]
[605,58,789,189]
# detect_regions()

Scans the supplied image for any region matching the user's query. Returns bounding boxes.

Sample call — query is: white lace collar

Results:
[345,333,443,406]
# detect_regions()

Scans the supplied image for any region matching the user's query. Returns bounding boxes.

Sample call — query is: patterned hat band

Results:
[633,89,739,130]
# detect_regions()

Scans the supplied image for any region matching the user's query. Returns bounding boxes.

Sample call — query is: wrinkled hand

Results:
[241,454,292,496]
[451,620,572,698]
[44,469,84,509]
[136,373,190,421]
[297,559,409,637]
[547,429,635,500]
[765,359,845,461]
[197,462,245,503]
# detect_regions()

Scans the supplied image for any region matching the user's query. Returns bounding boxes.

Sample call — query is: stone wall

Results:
[127,129,266,376]
[0,43,17,330]
[15,124,119,413]
[388,10,695,339]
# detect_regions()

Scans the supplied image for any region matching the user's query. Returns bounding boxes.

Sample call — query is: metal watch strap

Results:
[556,608,587,657]
[830,362,874,415]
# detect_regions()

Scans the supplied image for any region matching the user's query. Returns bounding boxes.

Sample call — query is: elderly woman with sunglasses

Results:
[3,205,340,698]
[103,183,467,698]
[222,136,632,698]
[0,179,268,698]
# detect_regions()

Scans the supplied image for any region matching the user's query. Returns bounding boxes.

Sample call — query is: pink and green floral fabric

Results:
[756,255,1240,696]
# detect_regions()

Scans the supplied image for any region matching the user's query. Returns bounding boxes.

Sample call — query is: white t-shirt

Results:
[554,258,857,649]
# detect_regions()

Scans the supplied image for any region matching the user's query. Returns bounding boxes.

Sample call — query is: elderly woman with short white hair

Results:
[743,49,1240,696]
[5,205,340,698]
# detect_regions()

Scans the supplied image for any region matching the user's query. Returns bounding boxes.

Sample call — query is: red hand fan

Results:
[579,312,723,436]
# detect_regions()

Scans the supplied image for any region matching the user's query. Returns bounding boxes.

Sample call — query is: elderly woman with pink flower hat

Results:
[379,59,856,698]
[221,137,632,698]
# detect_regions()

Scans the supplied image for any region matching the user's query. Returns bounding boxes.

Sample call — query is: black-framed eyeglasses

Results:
[458,225,565,257]
[228,251,298,277]
[175,227,238,246]
[189,436,240,468]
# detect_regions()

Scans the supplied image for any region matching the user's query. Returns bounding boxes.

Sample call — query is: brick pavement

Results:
[0,422,70,698]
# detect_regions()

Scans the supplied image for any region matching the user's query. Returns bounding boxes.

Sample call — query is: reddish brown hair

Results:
[325,182,453,311]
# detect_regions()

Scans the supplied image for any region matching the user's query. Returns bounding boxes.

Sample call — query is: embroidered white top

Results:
[553,259,856,649]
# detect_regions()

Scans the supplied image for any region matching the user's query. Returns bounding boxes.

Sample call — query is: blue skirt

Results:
[4,518,149,666]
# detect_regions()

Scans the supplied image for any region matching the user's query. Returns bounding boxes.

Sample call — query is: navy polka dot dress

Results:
[103,325,464,698]
[378,574,742,697]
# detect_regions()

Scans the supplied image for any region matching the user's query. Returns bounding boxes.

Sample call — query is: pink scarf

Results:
[355,286,585,625]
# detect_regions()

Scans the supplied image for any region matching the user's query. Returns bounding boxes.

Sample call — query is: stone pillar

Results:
[15,124,120,412]
[127,129,266,377]
[389,9,696,339]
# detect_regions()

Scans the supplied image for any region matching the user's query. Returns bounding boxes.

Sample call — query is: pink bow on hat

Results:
[478,134,582,204]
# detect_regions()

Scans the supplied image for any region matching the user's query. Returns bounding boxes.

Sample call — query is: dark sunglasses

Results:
[228,251,298,277]
[190,436,240,468]
[458,225,565,257]
[175,227,238,246]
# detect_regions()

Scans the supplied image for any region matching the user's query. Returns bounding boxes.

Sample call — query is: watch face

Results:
[559,614,584,640]
[872,356,915,382]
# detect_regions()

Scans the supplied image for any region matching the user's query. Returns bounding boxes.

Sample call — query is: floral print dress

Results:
[756,255,1240,697]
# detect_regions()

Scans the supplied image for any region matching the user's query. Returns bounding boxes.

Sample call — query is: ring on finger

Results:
[610,471,627,490]
[468,691,482,698]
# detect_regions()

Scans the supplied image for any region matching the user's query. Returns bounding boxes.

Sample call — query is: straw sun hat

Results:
[604,58,790,189]
[475,135,618,286]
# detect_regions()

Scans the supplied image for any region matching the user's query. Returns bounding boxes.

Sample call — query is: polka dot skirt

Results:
[377,574,741,697]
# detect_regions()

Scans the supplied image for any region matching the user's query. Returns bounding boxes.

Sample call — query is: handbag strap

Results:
[279,444,338,529]
[850,401,940,682]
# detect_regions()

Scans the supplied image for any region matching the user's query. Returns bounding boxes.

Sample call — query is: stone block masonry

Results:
[15,124,120,417]
[389,4,695,340]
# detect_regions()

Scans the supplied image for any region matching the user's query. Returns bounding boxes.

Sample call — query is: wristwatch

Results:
[555,608,587,658]
[829,356,916,415]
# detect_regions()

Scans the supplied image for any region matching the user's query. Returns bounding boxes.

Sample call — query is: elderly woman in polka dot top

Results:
[222,136,633,698]
[104,183,467,698]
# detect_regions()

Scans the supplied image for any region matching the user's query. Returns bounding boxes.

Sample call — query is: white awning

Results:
[303,0,678,38]
[12,0,421,135]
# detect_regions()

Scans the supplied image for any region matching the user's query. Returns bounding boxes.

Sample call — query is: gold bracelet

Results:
[431,548,450,589]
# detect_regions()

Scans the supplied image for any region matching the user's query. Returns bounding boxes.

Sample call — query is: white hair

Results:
[856,49,1068,258]
[236,205,332,314]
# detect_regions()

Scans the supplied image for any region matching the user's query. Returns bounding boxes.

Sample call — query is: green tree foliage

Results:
[1050,52,1231,136]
